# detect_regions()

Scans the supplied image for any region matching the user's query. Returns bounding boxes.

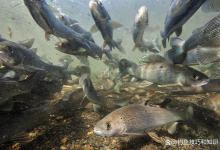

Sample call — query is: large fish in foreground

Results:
[94,104,192,137]
[89,0,124,53]
[132,6,160,53]
[161,0,212,48]
[24,0,103,58]
[120,58,209,87]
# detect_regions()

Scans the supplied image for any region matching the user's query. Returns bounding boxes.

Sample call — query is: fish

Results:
[183,14,220,52]
[24,0,103,58]
[58,14,95,43]
[89,0,124,53]
[132,6,160,53]
[0,38,70,88]
[94,104,193,137]
[161,0,207,48]
[0,39,53,72]
[164,37,220,65]
[79,74,105,109]
[132,6,148,50]
[120,57,209,87]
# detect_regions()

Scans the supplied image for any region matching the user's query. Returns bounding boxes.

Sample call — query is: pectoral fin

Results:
[111,20,123,29]
[146,132,165,145]
[167,122,178,135]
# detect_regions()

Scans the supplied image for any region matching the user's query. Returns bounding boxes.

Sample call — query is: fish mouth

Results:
[191,79,210,87]
[93,127,105,137]
[89,0,98,9]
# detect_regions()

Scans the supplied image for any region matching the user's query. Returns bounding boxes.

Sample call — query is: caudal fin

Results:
[108,39,125,53]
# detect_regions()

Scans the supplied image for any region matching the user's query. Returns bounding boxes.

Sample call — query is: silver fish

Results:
[161,0,206,48]
[89,0,124,53]
[123,58,209,87]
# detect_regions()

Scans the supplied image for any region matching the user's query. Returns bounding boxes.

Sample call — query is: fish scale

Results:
[184,14,220,51]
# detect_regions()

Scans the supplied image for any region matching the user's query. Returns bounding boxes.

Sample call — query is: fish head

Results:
[0,45,21,66]
[94,113,126,137]
[135,6,148,25]
[89,0,106,20]
[89,0,101,14]
[178,66,209,87]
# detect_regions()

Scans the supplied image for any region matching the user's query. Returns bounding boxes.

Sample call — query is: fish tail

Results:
[112,39,125,53]
[103,49,113,60]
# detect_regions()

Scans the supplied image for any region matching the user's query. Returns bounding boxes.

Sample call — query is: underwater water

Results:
[0,0,220,150]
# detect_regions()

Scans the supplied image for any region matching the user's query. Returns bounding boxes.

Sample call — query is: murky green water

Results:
[0,0,220,150]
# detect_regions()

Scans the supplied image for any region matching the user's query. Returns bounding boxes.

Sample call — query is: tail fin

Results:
[112,39,125,53]
[103,49,113,60]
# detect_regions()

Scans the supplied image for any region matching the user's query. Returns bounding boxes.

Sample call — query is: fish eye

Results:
[106,122,111,131]
[193,74,199,80]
